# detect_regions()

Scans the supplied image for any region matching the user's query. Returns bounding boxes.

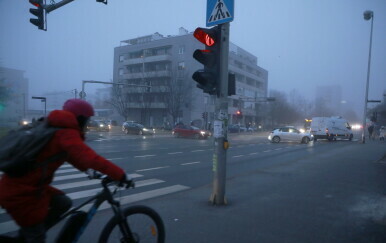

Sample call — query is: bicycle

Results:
[0,172,165,243]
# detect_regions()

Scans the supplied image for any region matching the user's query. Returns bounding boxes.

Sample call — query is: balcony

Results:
[121,70,172,80]
[122,54,172,65]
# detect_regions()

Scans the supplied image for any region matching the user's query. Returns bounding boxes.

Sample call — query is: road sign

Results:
[206,0,234,27]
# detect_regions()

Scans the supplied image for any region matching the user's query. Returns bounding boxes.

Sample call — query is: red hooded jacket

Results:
[0,110,125,227]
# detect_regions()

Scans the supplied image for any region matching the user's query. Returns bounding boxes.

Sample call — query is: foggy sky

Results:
[1,0,385,116]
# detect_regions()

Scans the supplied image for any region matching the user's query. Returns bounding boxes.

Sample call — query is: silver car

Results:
[268,127,313,144]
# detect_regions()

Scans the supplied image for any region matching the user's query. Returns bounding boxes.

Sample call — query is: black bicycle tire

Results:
[98,205,165,243]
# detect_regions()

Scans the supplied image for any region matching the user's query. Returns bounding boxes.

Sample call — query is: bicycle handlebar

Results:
[86,169,135,189]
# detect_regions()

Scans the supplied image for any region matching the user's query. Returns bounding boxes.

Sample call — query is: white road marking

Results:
[134,155,156,158]
[249,152,259,155]
[53,174,143,190]
[67,179,165,200]
[55,168,78,174]
[181,161,200,166]
[136,166,169,172]
[233,155,244,158]
[263,150,271,152]
[0,185,190,234]
[191,150,205,152]
[168,152,183,155]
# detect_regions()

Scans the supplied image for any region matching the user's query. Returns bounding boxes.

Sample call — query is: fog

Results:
[1,0,385,118]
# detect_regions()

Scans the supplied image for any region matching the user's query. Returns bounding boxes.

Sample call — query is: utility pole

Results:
[210,23,230,205]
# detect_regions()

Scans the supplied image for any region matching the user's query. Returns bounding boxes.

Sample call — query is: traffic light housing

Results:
[96,0,108,4]
[29,0,46,31]
[192,26,221,96]
[236,110,242,117]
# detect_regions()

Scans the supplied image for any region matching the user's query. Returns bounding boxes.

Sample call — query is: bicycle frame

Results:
[57,180,133,242]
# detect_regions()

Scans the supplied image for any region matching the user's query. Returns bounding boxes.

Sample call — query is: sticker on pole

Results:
[213,120,224,138]
[206,0,234,27]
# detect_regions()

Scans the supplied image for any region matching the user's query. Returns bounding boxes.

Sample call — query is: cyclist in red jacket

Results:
[0,99,127,242]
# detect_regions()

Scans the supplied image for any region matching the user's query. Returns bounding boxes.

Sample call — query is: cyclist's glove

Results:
[86,169,102,179]
[118,173,134,188]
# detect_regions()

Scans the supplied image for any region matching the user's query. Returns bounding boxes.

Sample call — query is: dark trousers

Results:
[20,194,72,243]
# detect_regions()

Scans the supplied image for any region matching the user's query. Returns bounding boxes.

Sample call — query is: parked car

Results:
[172,125,211,139]
[87,120,111,132]
[268,127,313,144]
[228,124,244,133]
[122,122,154,135]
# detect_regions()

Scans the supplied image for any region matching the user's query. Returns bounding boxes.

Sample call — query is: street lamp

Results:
[32,96,47,116]
[361,10,374,144]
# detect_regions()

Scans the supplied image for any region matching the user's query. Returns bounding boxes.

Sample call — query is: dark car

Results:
[87,120,111,132]
[122,122,154,135]
[172,125,211,139]
[228,124,243,133]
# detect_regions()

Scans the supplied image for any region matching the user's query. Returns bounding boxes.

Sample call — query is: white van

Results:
[310,117,353,141]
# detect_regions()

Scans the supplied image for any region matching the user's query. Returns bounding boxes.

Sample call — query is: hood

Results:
[47,110,80,130]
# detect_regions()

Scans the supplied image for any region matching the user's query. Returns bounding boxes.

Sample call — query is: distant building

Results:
[113,27,268,128]
[0,67,28,126]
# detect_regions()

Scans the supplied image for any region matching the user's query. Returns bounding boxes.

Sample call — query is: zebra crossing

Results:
[0,163,189,235]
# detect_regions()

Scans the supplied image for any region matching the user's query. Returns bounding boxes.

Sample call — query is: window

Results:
[178,62,185,70]
[178,46,185,54]
[118,68,125,76]
[119,55,125,62]
[281,128,289,132]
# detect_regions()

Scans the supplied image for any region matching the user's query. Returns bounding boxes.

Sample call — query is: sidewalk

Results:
[141,141,386,243]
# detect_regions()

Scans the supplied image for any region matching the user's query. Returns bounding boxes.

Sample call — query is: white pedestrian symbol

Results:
[208,0,231,23]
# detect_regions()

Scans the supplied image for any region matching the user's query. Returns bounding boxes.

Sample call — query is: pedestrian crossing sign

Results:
[206,0,234,27]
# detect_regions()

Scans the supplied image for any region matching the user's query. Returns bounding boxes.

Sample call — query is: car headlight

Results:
[99,124,104,127]
[200,131,205,135]
[143,128,148,131]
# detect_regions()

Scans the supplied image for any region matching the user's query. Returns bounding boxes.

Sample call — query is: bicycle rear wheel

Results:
[99,205,165,243]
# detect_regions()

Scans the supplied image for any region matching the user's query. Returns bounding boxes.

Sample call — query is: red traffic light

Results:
[193,28,216,46]
[236,110,242,116]
[29,0,42,7]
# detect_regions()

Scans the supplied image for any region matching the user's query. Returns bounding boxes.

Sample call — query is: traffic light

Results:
[96,0,108,4]
[192,25,221,96]
[228,72,236,96]
[29,0,46,31]
[236,110,242,117]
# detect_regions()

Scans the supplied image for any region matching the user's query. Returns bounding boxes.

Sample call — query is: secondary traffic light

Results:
[192,25,221,96]
[29,0,46,30]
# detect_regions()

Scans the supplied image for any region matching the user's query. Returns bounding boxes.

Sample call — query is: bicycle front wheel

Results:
[99,205,165,243]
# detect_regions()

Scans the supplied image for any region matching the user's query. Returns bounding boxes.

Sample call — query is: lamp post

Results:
[32,96,47,116]
[361,10,374,144]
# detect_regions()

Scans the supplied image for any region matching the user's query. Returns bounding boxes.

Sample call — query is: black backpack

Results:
[0,119,62,177]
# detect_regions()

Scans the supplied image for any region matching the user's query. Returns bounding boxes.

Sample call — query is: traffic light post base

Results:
[209,136,228,205]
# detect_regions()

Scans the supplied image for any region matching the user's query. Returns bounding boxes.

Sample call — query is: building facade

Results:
[0,67,28,127]
[113,27,268,129]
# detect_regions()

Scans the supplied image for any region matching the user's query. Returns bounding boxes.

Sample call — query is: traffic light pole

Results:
[210,23,230,205]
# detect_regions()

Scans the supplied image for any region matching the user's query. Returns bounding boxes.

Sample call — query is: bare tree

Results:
[108,84,130,121]
[161,72,192,125]
[267,90,302,127]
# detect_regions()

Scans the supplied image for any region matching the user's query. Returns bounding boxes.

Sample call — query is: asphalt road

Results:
[3,129,385,243]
